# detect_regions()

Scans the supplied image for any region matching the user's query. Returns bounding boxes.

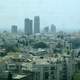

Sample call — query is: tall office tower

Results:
[11,25,17,33]
[24,18,33,35]
[44,26,49,33]
[51,24,56,33]
[34,16,40,34]
[30,20,33,35]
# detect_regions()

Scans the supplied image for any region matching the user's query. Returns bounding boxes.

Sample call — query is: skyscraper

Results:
[44,26,49,33]
[11,25,17,33]
[51,24,56,33]
[34,16,40,34]
[30,20,33,35]
[24,18,33,35]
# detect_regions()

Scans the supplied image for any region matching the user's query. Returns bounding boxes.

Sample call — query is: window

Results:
[44,72,49,79]
[51,66,56,70]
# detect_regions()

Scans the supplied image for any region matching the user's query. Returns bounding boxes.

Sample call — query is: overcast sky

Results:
[0,0,80,32]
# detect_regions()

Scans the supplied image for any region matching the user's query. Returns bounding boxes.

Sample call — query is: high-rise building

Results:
[28,19,33,35]
[34,16,40,34]
[51,24,56,33]
[11,25,17,33]
[24,18,33,35]
[44,26,49,33]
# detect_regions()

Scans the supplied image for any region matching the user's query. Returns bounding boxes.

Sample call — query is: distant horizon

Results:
[0,0,80,32]
[0,25,80,33]
[0,15,80,33]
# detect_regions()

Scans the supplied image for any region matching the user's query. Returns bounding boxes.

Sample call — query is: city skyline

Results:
[0,0,80,32]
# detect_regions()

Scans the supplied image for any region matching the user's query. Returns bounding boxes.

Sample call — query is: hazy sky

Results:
[0,0,80,32]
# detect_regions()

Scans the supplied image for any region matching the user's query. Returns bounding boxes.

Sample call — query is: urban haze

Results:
[0,0,80,32]
[0,0,80,80]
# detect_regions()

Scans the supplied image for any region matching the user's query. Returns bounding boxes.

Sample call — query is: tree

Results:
[73,72,80,80]
[3,39,18,52]
[69,38,80,49]
[33,42,48,49]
